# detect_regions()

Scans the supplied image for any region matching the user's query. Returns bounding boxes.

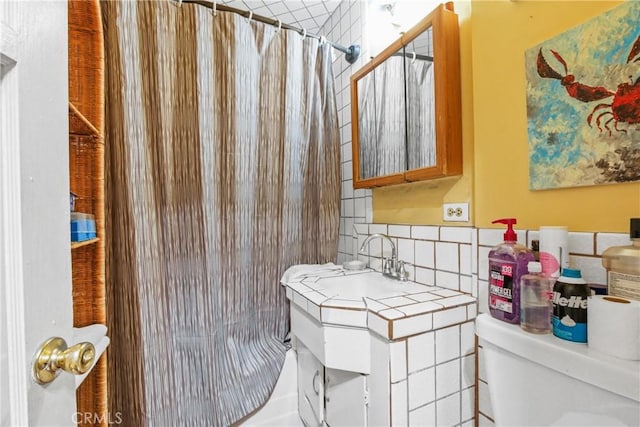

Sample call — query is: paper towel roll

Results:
[540,226,569,278]
[588,295,640,360]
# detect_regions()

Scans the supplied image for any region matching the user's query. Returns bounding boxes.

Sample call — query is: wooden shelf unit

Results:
[71,238,100,250]
[68,0,107,425]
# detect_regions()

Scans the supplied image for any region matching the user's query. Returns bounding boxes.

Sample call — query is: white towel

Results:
[280,263,343,284]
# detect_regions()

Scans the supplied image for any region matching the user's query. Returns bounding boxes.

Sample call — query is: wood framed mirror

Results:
[350,3,462,189]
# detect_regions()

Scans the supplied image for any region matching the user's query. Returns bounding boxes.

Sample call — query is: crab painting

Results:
[526,1,640,190]
[536,34,640,136]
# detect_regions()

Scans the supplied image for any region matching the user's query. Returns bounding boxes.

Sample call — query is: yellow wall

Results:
[374,0,640,232]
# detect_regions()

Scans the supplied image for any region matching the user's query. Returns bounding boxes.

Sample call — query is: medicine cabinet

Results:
[350,3,462,188]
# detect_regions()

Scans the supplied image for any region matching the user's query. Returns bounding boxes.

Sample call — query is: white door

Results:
[1,1,77,426]
[324,368,367,426]
[297,343,325,426]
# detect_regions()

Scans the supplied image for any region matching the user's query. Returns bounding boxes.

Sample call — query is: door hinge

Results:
[364,389,369,406]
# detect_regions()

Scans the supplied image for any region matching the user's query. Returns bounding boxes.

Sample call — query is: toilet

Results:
[476,313,640,426]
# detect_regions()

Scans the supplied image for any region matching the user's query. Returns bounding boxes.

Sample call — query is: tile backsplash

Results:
[349,223,630,426]
[349,223,630,312]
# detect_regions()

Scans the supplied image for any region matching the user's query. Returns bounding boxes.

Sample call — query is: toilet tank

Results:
[476,313,640,426]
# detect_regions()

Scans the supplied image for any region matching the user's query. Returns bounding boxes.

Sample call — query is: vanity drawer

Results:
[291,305,371,374]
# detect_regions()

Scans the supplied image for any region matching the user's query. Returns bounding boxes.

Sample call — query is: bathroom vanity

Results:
[282,268,477,426]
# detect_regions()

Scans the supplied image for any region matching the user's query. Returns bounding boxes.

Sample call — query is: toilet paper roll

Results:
[588,295,640,360]
[539,226,569,278]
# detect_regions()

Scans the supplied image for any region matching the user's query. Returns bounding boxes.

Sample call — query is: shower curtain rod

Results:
[181,0,361,64]
[391,52,433,62]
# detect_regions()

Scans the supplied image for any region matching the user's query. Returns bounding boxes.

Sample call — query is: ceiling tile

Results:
[266,2,289,16]
[218,0,340,35]
[220,1,245,9]
[306,2,328,18]
[297,16,319,29]
[290,7,312,22]
[312,13,329,28]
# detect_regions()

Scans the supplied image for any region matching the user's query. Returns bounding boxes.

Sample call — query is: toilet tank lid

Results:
[475,313,640,403]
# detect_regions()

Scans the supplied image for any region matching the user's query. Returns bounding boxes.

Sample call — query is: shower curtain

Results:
[102,1,340,425]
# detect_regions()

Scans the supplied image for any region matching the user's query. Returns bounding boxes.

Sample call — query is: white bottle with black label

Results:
[552,268,589,343]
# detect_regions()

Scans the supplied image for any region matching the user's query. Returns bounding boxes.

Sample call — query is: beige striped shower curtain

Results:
[102,1,340,425]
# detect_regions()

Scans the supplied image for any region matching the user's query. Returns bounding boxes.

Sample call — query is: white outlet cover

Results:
[443,203,469,222]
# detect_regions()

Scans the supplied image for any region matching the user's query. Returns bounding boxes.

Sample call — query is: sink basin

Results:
[315,271,430,299]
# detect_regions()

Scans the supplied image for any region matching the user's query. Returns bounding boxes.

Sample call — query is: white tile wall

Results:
[460,321,475,356]
[415,240,436,269]
[412,225,440,240]
[408,368,435,410]
[433,306,467,329]
[436,392,461,426]
[391,380,408,425]
[435,242,460,272]
[409,402,436,426]
[390,340,407,383]
[408,331,435,373]
[323,0,370,269]
[435,325,460,364]
[596,232,632,255]
[354,224,477,297]
[435,358,460,399]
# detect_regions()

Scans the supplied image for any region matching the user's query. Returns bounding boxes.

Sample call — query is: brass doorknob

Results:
[32,337,95,384]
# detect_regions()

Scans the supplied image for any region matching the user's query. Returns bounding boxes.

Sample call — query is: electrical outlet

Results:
[443,203,469,222]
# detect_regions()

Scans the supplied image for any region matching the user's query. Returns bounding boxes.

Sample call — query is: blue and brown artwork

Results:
[526,1,640,190]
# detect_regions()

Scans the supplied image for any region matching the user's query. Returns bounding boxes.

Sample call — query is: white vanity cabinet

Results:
[324,368,367,426]
[297,342,325,426]
[296,339,368,427]
[293,310,368,427]
[283,269,477,426]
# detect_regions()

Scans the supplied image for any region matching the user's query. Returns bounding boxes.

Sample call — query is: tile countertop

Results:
[282,268,477,341]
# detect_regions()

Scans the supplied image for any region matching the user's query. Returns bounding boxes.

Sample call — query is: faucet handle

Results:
[397,260,409,281]
[383,258,393,275]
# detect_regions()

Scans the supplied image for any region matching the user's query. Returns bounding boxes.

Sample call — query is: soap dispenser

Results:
[488,218,535,324]
[602,218,640,300]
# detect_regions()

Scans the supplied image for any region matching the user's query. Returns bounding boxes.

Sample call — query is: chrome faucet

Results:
[359,233,408,281]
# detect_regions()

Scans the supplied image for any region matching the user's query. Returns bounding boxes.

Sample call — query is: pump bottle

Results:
[488,218,535,324]
[520,261,553,334]
[602,218,640,300]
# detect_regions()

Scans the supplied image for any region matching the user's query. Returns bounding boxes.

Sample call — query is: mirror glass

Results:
[357,45,407,180]
[404,27,435,170]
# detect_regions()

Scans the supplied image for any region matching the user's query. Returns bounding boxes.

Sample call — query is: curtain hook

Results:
[276,19,282,32]
[177,0,183,6]
[212,1,217,16]
[247,10,253,23]
[300,27,307,39]
[411,51,416,63]
[320,36,327,45]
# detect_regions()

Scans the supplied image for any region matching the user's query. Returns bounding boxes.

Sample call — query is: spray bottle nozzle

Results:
[492,218,517,242]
